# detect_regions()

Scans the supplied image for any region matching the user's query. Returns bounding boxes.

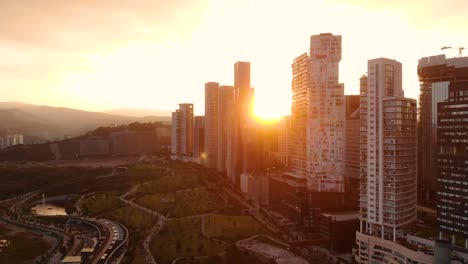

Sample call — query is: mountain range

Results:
[0,102,171,143]
[101,108,172,117]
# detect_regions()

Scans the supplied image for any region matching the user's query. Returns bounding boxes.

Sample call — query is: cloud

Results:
[0,0,208,51]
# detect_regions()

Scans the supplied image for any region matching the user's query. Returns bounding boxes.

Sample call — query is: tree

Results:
[176,240,182,251]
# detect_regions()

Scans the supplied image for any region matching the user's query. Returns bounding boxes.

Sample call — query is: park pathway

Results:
[120,180,166,264]
[119,172,233,264]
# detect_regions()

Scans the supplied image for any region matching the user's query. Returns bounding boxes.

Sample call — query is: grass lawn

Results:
[150,218,227,264]
[203,215,268,242]
[140,172,205,195]
[135,192,176,216]
[136,188,225,218]
[80,191,124,215]
[127,165,168,179]
[101,205,158,233]
[0,223,51,264]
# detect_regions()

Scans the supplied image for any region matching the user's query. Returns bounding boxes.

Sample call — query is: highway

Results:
[65,217,128,264]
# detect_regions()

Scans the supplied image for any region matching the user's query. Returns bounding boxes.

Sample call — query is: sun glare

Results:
[253,96,289,121]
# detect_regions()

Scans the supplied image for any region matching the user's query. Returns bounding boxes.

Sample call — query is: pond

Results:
[30,204,68,216]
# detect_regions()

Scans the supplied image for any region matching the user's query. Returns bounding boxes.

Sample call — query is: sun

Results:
[253,97,288,122]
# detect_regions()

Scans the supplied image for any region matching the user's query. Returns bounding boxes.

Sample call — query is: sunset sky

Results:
[1,0,467,118]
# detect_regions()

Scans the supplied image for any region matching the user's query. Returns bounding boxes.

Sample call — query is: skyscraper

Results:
[217,85,235,173]
[427,55,468,250]
[290,53,309,177]
[204,82,219,168]
[355,58,430,263]
[417,55,465,204]
[193,116,205,158]
[171,103,194,156]
[230,62,254,187]
[307,33,345,192]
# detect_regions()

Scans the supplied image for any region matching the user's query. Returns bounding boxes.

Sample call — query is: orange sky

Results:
[0,0,467,118]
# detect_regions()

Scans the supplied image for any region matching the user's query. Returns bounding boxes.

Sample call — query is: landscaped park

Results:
[78,160,274,264]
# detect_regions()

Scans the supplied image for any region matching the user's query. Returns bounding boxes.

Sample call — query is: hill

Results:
[0,102,171,143]
[101,108,172,117]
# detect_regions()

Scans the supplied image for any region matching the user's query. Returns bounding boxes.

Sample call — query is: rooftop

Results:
[61,256,82,263]
[321,211,360,221]
[81,247,94,253]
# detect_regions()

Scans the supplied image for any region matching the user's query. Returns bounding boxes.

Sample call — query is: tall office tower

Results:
[204,82,219,168]
[217,85,235,173]
[193,116,205,158]
[356,58,429,263]
[433,56,468,250]
[418,55,465,204]
[171,103,194,156]
[345,95,360,209]
[290,53,310,177]
[277,115,292,166]
[231,62,254,186]
[307,33,345,192]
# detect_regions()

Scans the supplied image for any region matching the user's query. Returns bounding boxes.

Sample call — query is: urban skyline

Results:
[0,2,467,263]
[167,31,468,263]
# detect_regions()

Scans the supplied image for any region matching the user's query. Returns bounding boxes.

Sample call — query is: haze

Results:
[1,0,467,118]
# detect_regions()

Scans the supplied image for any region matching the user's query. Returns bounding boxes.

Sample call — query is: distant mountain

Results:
[102,108,172,117]
[0,102,171,143]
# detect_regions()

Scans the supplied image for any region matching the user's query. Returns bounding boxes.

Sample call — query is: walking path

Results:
[120,181,165,264]
[118,175,230,264]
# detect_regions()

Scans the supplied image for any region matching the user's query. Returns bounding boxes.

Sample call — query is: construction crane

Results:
[441,46,465,56]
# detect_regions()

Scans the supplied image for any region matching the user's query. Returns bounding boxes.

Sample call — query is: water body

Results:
[31,204,68,216]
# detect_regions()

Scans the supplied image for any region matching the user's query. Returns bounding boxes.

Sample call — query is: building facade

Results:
[435,56,468,249]
[418,55,452,204]
[290,53,310,177]
[355,58,428,263]
[345,95,361,209]
[276,115,292,166]
[230,62,255,187]
[193,116,205,158]
[204,82,219,168]
[307,33,345,192]
[171,103,194,156]
[217,85,235,173]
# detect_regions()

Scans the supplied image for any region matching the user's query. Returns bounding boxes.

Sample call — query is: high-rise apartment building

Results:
[307,33,345,192]
[171,103,194,156]
[217,85,235,172]
[204,82,219,168]
[345,95,360,209]
[355,58,431,263]
[193,116,205,158]
[431,55,468,250]
[418,55,468,205]
[290,53,309,177]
